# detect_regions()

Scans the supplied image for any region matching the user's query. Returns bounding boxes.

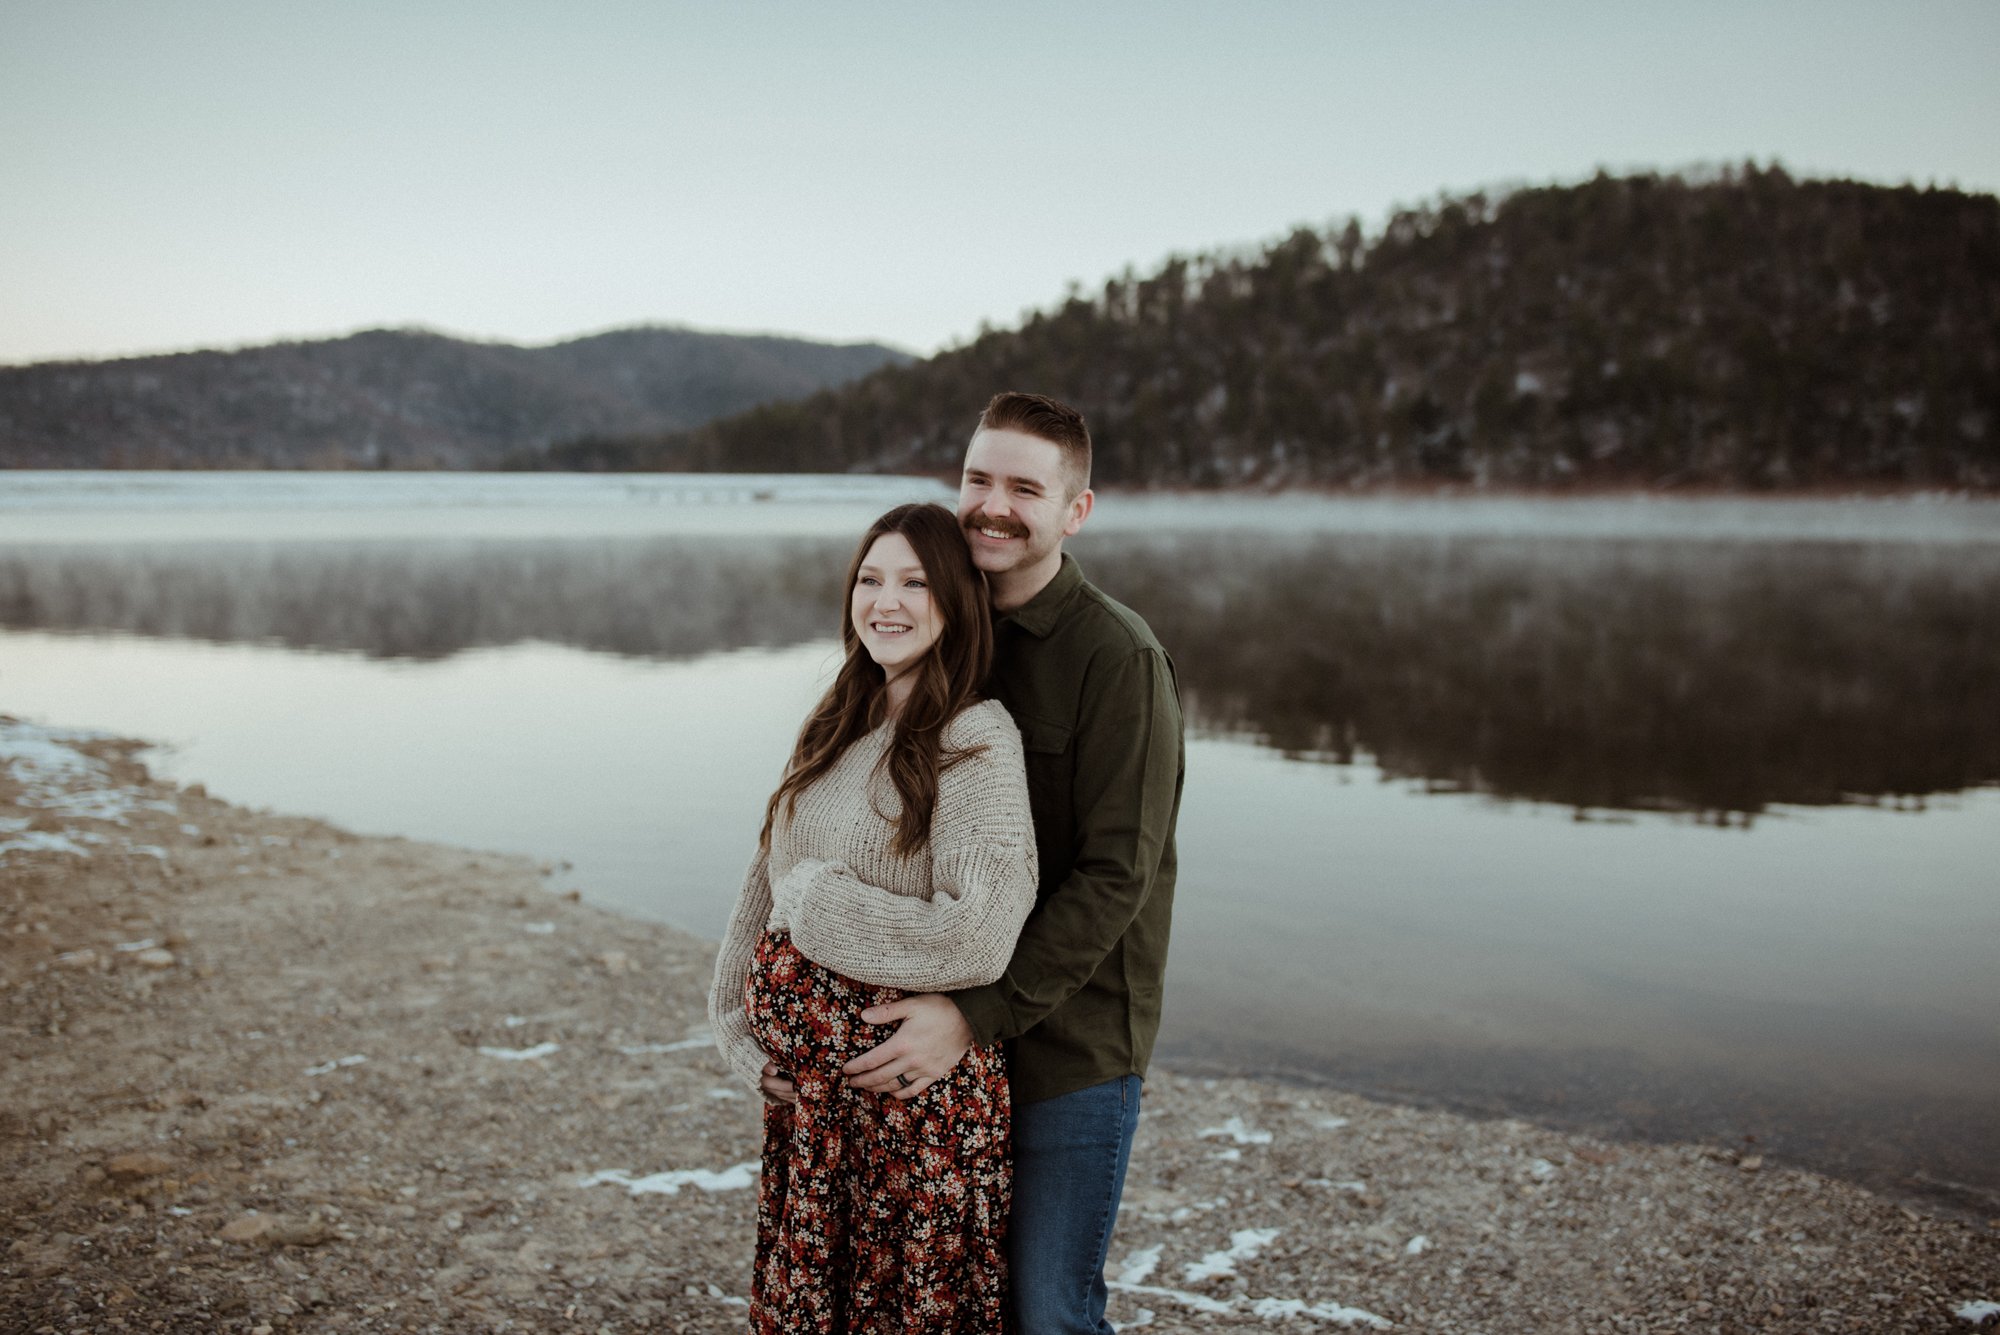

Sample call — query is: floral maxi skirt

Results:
[743,929,1010,1334]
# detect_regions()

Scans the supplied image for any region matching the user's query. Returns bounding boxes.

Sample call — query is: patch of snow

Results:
[304,1055,368,1076]
[1117,1244,1163,1285]
[1125,1309,1155,1328]
[520,920,557,934]
[1316,1116,1351,1131]
[1958,1300,2000,1324]
[115,939,159,952]
[618,1032,713,1055]
[179,823,202,836]
[1405,1235,1432,1255]
[579,1160,759,1196]
[1212,1148,1243,1162]
[40,787,146,823]
[1184,1227,1281,1283]
[1529,1157,1557,1181]
[0,816,29,833]
[1110,1273,1389,1328]
[1249,1297,1392,1328]
[1302,1179,1369,1192]
[628,1031,724,1055]
[0,721,108,792]
[1198,1115,1274,1145]
[479,1042,559,1061]
[503,1015,529,1027]
[1106,1280,1235,1316]
[707,1087,745,1100]
[1167,1197,1227,1224]
[0,830,91,860]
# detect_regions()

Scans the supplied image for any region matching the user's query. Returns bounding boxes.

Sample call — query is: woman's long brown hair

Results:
[760,502,994,858]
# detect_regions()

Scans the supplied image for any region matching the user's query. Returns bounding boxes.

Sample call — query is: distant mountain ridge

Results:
[556,166,1999,490]
[0,326,911,469]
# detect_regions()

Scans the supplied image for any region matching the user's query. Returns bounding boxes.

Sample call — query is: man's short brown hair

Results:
[976,392,1092,498]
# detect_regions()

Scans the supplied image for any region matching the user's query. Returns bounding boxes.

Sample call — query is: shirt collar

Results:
[996,552,1084,639]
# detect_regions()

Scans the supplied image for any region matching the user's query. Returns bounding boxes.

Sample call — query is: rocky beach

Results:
[3,717,1995,1334]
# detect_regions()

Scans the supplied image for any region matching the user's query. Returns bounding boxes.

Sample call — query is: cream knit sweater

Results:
[707,699,1038,1093]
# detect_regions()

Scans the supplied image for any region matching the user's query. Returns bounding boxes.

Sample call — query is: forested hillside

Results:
[557,166,1998,489]
[0,327,908,469]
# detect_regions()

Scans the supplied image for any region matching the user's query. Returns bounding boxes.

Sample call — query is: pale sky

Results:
[3,0,1996,366]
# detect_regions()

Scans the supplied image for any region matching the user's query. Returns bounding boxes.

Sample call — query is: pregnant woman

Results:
[708,501,1037,1334]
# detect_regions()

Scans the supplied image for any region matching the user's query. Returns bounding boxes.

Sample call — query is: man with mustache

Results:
[844,391,1187,1334]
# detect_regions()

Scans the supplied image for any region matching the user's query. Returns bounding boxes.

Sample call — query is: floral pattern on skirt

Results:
[743,928,1010,1334]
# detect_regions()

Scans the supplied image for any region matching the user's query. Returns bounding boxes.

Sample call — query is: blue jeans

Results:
[1009,1074,1143,1335]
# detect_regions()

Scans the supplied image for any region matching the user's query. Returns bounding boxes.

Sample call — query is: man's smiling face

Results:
[956,428,1091,594]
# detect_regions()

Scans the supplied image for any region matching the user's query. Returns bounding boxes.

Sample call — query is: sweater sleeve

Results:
[706,846,778,1093]
[780,704,1037,992]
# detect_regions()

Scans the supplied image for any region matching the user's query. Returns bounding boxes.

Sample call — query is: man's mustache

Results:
[965,514,1029,540]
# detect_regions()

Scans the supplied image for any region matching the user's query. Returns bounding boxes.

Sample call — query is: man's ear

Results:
[1063,488,1095,537]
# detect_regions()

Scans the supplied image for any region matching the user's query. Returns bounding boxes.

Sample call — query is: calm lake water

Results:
[3,472,1997,1215]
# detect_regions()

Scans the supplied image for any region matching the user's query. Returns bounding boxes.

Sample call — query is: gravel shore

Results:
[3,719,1995,1333]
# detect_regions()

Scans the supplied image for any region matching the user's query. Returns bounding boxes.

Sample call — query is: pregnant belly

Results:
[745,930,905,1090]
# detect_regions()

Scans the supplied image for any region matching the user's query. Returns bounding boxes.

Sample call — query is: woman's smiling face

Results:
[850,532,942,680]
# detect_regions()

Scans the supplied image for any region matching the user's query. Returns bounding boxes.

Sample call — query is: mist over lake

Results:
[3,473,1996,1215]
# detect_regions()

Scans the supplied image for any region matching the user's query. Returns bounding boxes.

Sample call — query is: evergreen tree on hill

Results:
[566,166,1998,490]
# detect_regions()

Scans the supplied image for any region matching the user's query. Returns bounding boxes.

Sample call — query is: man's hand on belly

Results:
[760,1060,798,1104]
[844,994,974,1101]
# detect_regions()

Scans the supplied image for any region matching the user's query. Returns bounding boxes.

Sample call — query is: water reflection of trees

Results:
[1081,535,2000,816]
[0,539,849,661]
[3,534,1994,813]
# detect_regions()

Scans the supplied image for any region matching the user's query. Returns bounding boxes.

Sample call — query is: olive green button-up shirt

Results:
[951,554,1186,1104]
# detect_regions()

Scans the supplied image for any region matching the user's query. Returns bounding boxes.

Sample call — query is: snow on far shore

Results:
[10,472,1995,547]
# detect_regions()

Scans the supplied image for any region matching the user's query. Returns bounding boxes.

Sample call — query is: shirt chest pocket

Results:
[1018,716,1073,823]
